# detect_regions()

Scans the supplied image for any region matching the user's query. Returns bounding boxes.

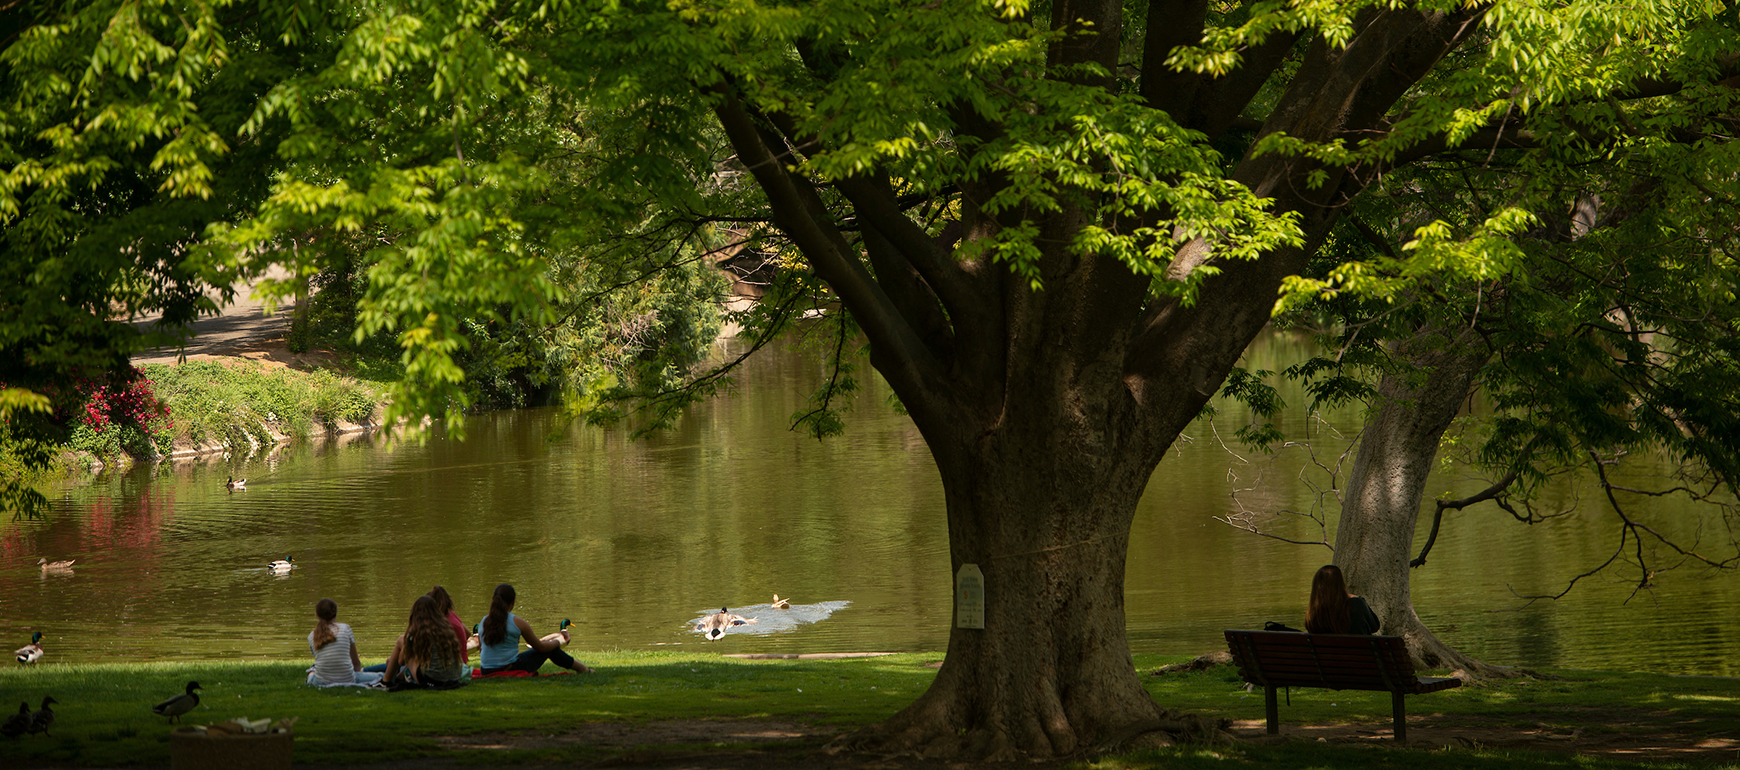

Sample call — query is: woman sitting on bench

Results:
[1305,564,1380,634]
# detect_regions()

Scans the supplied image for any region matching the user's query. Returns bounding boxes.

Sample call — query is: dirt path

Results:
[129,267,343,371]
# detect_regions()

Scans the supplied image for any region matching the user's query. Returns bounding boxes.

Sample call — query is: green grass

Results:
[142,360,382,450]
[0,653,1734,768]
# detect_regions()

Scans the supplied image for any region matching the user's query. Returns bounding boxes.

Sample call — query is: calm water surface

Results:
[3,333,1736,674]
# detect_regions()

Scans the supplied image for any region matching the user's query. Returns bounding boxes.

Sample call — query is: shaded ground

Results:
[293,709,1740,769]
[1229,710,1740,762]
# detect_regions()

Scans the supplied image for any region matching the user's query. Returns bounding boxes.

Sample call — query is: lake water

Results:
[4,332,1736,675]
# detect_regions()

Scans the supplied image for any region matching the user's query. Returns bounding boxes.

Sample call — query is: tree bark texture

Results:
[716,4,1490,760]
[1332,325,1513,678]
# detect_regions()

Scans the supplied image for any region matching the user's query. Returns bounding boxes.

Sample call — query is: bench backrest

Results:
[1224,629,1420,692]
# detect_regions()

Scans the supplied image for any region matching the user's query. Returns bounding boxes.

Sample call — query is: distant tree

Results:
[1224,116,1740,676]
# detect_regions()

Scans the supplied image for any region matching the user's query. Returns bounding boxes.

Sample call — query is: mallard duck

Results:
[152,681,201,723]
[1,702,28,738]
[268,556,294,571]
[771,594,790,610]
[695,608,757,640]
[226,476,246,489]
[26,697,55,736]
[14,632,42,665]
[539,619,573,647]
[36,558,75,572]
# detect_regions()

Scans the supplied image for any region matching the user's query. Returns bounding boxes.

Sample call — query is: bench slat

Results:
[1236,649,1415,668]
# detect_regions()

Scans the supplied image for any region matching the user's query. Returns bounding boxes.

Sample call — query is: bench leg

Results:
[1265,686,1279,734]
[1391,691,1406,742]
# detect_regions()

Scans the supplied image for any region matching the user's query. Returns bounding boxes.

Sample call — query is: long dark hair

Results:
[481,583,516,646]
[311,598,339,650]
[399,595,461,678]
[427,585,454,617]
[1305,565,1352,634]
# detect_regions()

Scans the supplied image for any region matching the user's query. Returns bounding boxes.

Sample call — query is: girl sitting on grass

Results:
[382,595,468,689]
[428,585,470,666]
[307,599,385,687]
[476,583,592,675]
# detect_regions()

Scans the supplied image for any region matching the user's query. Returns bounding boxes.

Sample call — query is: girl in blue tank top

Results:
[475,583,593,674]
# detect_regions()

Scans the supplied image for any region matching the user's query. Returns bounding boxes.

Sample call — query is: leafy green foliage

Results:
[1215,367,1286,452]
[0,0,333,385]
[0,386,52,519]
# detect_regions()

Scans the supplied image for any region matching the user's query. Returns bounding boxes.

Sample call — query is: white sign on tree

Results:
[955,563,984,629]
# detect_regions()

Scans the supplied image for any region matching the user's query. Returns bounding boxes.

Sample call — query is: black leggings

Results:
[484,646,577,674]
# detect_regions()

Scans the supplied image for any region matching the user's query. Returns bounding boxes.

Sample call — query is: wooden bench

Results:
[1223,629,1461,741]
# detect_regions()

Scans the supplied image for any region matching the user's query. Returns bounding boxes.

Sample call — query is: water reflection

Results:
[2,333,1737,675]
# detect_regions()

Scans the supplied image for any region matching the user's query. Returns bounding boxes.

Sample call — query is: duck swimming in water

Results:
[226,476,246,489]
[694,608,757,640]
[771,595,790,610]
[36,558,75,572]
[268,557,294,572]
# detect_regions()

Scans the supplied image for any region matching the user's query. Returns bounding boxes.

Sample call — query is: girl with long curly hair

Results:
[1304,564,1380,635]
[476,583,591,674]
[383,595,467,687]
[427,585,471,665]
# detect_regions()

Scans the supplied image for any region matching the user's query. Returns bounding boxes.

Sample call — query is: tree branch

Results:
[709,85,946,407]
[1411,467,1520,567]
[833,175,983,329]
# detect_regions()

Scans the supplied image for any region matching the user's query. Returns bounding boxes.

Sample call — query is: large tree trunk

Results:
[844,421,1204,759]
[1333,325,1514,678]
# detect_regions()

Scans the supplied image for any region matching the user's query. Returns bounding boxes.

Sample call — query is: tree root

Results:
[1148,650,1232,675]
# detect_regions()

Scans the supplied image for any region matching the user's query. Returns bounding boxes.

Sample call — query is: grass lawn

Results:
[1,652,1736,768]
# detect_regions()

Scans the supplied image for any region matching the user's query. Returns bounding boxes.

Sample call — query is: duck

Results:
[36,557,75,572]
[15,632,43,664]
[694,608,757,641]
[226,476,246,489]
[26,697,55,737]
[540,619,573,647]
[1,702,28,738]
[152,681,202,723]
[268,556,294,571]
[771,594,790,610]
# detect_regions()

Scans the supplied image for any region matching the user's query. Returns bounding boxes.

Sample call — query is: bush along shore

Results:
[56,359,385,471]
[0,653,1735,768]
